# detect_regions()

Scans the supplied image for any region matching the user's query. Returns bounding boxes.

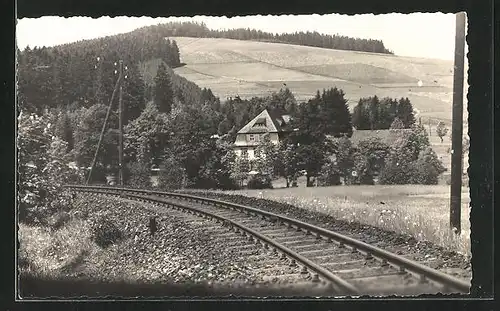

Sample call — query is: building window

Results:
[249,134,255,141]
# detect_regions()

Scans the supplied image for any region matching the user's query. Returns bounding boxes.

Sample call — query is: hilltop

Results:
[171,37,469,125]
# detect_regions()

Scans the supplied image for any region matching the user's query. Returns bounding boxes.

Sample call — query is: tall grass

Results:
[216,185,471,256]
[18,219,96,278]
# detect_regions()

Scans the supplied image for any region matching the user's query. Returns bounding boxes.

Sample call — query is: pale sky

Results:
[16,13,467,61]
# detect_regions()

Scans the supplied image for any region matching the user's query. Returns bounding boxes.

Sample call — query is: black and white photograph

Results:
[16,12,475,298]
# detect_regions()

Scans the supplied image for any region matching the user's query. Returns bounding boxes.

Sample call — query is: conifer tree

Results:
[54,110,74,152]
[122,63,146,124]
[171,40,181,67]
[153,62,174,114]
[352,98,371,130]
[397,97,416,128]
[319,87,353,137]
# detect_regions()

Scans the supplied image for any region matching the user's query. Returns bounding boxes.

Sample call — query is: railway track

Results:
[66,185,470,296]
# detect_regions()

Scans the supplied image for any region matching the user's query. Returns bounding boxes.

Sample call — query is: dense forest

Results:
[16,30,206,115]
[132,21,393,54]
[352,96,416,130]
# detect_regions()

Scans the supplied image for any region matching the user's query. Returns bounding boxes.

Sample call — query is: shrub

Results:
[247,173,273,189]
[390,117,405,130]
[411,147,446,185]
[413,163,440,185]
[230,150,251,188]
[317,162,341,186]
[87,165,107,184]
[18,112,79,224]
[197,139,240,190]
[157,157,185,190]
[350,139,389,185]
[379,124,434,185]
[89,217,123,248]
[359,171,375,185]
[378,157,417,185]
[125,162,151,189]
[47,211,71,230]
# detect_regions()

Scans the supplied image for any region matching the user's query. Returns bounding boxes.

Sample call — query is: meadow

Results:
[215,183,471,257]
[171,36,469,125]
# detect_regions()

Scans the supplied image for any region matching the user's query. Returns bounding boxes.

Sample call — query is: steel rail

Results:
[73,187,359,295]
[66,185,471,293]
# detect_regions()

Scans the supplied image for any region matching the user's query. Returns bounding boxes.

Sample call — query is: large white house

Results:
[232,109,292,160]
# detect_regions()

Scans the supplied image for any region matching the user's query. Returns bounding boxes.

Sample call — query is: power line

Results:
[85,58,124,185]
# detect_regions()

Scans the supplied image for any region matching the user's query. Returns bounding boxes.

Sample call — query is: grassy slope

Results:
[168,37,469,174]
[171,37,469,124]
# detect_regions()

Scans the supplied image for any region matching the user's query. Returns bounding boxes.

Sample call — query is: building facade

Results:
[232,109,292,161]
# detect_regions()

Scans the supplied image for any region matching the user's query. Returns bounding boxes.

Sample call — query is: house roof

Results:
[237,109,292,134]
[347,129,412,146]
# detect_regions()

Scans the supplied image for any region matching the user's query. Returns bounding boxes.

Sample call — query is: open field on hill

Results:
[171,37,469,124]
[214,184,471,256]
[167,36,470,177]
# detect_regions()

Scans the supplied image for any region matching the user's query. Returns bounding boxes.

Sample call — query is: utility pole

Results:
[449,12,466,234]
[118,60,124,186]
[85,58,124,185]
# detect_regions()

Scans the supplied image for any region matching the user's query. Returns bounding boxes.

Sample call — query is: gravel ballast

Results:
[20,192,336,297]
[178,190,472,280]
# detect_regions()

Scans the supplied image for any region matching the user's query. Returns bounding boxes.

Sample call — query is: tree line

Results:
[17,33,182,115]
[352,96,416,130]
[133,21,394,54]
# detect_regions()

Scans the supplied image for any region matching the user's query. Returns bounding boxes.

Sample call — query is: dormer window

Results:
[253,117,267,127]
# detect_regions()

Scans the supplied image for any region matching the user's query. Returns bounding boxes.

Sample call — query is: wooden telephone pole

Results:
[449,12,466,234]
[86,58,125,185]
[118,60,124,186]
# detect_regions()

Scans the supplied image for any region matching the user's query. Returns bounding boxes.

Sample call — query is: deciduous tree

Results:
[198,138,239,189]
[436,121,449,143]
[73,104,118,181]
[124,101,170,165]
[158,155,185,190]
[230,149,250,187]
[254,134,279,177]
[18,112,77,224]
[413,147,446,184]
